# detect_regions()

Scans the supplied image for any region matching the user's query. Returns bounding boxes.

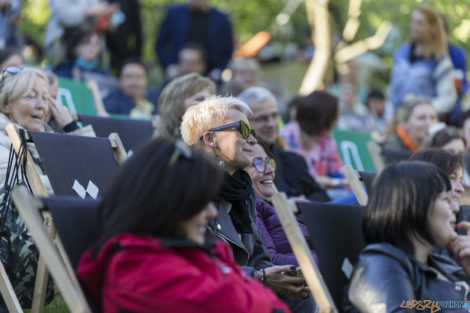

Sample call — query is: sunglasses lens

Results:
[240,121,249,139]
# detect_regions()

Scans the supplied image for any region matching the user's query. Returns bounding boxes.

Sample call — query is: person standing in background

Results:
[155,0,234,81]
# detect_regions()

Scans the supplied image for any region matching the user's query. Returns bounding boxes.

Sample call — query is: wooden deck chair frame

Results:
[5,124,126,313]
[270,185,337,313]
[342,164,368,206]
[87,80,109,117]
[12,186,91,313]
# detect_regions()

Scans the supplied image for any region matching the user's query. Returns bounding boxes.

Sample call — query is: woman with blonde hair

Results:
[389,6,457,115]
[384,96,437,152]
[0,66,94,309]
[154,72,215,138]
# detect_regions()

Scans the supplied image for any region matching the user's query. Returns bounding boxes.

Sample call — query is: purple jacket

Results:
[256,198,318,266]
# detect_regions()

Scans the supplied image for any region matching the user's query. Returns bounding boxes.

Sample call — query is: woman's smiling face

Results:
[245,144,275,200]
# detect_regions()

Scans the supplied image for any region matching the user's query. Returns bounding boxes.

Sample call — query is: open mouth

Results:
[260,179,273,185]
[31,114,43,120]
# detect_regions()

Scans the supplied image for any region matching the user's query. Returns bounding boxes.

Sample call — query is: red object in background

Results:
[95,12,112,34]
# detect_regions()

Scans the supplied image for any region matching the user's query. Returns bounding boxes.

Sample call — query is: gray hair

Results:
[238,86,276,107]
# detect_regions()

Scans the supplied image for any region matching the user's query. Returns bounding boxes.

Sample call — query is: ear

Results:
[202,132,217,148]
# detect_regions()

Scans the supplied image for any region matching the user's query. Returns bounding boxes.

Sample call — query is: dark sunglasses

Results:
[206,120,256,140]
[168,140,192,166]
[252,157,276,173]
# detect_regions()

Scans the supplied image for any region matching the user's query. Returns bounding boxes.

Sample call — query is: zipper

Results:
[208,226,249,262]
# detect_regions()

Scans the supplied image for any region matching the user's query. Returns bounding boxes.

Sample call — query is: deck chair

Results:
[358,171,376,195]
[12,186,94,313]
[342,165,368,206]
[296,202,365,311]
[271,185,337,313]
[78,114,153,153]
[57,78,108,117]
[6,125,126,313]
[381,147,412,165]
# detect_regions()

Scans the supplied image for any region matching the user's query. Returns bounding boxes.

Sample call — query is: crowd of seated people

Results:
[2,2,470,313]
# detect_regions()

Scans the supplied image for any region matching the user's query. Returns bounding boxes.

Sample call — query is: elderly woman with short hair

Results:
[154,72,215,138]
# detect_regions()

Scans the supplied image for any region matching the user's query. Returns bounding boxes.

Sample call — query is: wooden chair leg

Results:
[271,185,337,313]
[0,260,23,313]
[13,187,91,313]
[31,213,56,313]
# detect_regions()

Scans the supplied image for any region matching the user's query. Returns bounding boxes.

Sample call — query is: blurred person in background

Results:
[54,28,117,98]
[0,47,22,69]
[104,0,143,72]
[280,91,347,197]
[154,72,215,138]
[0,0,20,50]
[238,86,330,202]
[440,14,468,125]
[45,0,119,58]
[104,59,156,119]
[384,96,438,152]
[155,0,234,82]
[389,6,456,117]
[364,89,387,135]
[336,81,374,133]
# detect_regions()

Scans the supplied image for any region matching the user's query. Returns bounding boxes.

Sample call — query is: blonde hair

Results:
[155,73,215,138]
[0,67,48,113]
[181,96,252,146]
[385,95,434,136]
[413,7,447,59]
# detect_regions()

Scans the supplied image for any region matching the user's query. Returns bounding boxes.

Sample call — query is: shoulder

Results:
[167,4,187,14]
[209,6,230,18]
[394,42,412,58]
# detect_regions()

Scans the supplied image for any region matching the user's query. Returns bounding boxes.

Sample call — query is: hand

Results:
[264,265,309,299]
[316,176,347,190]
[447,221,470,274]
[48,96,74,129]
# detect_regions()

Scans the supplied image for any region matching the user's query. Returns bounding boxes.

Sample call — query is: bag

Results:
[0,130,54,308]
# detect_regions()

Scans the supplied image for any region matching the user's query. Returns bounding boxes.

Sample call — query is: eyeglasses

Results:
[206,120,256,140]
[168,140,192,166]
[252,157,276,173]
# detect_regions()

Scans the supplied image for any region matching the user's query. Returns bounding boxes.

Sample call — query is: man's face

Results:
[119,63,147,99]
[248,98,280,145]
[212,109,257,172]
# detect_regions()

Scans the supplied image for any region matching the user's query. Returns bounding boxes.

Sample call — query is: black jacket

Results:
[349,243,470,313]
[208,187,272,277]
[271,143,330,202]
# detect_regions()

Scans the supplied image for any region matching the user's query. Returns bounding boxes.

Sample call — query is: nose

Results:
[37,96,47,109]
[455,180,464,195]
[265,163,274,175]
[246,133,257,145]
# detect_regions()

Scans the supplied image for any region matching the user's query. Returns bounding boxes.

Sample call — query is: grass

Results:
[24,294,69,313]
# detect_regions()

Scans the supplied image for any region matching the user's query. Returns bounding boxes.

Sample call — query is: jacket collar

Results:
[364,243,464,279]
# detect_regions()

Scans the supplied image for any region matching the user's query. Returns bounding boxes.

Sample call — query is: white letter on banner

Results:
[58,88,77,114]
[340,141,364,171]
